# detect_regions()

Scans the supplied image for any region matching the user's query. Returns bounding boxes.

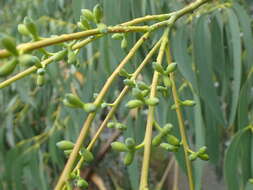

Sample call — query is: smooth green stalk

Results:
[73,38,162,172]
[165,43,194,190]
[0,36,97,89]
[54,32,150,190]
[139,29,169,190]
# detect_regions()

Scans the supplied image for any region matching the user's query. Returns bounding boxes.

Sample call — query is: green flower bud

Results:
[112,33,124,40]
[107,122,115,128]
[123,151,135,165]
[0,59,18,77]
[152,62,164,74]
[111,142,128,152]
[81,9,94,22]
[67,50,77,65]
[97,23,108,34]
[1,35,19,56]
[165,62,177,74]
[64,93,84,108]
[137,81,150,90]
[36,75,45,86]
[125,138,135,149]
[123,79,135,87]
[132,88,144,100]
[76,179,88,188]
[115,122,127,130]
[53,49,67,61]
[152,133,163,146]
[79,148,94,162]
[163,123,173,133]
[162,75,172,87]
[171,104,177,110]
[181,100,196,107]
[160,143,179,152]
[56,140,75,150]
[166,135,180,146]
[83,103,97,113]
[145,97,159,106]
[189,152,198,161]
[248,178,253,184]
[19,54,42,68]
[198,146,207,154]
[69,172,77,180]
[93,4,103,23]
[24,17,38,39]
[121,38,128,49]
[37,68,46,75]
[126,99,143,109]
[80,15,91,29]
[119,68,131,78]
[17,24,30,36]
[198,153,209,161]
[141,89,150,97]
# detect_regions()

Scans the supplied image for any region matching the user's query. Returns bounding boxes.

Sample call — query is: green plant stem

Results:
[73,38,162,173]
[54,32,151,190]
[139,29,169,190]
[0,36,98,89]
[0,26,149,58]
[165,43,194,190]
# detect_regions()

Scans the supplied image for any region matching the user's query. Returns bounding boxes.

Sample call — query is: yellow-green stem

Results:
[165,44,194,190]
[139,29,169,190]
[54,32,150,190]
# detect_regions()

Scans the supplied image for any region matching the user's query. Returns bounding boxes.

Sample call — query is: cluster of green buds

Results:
[112,33,128,49]
[68,170,89,189]
[152,123,181,152]
[152,61,177,87]
[56,140,94,162]
[18,17,39,40]
[125,86,159,109]
[78,4,107,33]
[171,99,196,110]
[0,35,19,77]
[111,137,138,165]
[63,93,97,113]
[188,146,209,161]
[107,121,127,131]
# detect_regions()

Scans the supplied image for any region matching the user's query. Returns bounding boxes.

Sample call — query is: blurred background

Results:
[0,0,253,189]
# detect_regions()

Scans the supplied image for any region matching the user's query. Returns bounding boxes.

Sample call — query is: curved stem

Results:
[165,42,194,190]
[54,32,151,190]
[139,29,169,190]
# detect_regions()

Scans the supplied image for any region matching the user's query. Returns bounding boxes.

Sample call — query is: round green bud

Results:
[56,140,75,150]
[64,149,72,157]
[37,68,46,75]
[152,62,164,74]
[64,93,84,108]
[125,99,143,109]
[36,75,45,86]
[81,9,94,22]
[145,97,159,106]
[1,35,19,56]
[111,142,128,152]
[166,135,180,146]
[123,79,135,87]
[152,133,163,146]
[181,100,196,107]
[53,49,67,61]
[121,38,128,49]
[80,15,91,29]
[97,23,108,34]
[163,123,173,133]
[17,24,30,36]
[76,179,88,188]
[198,146,207,154]
[112,33,124,40]
[137,81,150,90]
[189,152,198,161]
[115,122,127,130]
[160,143,179,152]
[165,62,177,74]
[83,103,97,113]
[248,178,253,184]
[119,68,131,78]
[141,89,150,97]
[132,88,144,100]
[0,59,18,77]
[79,148,94,162]
[19,54,42,68]
[123,151,135,165]
[125,138,135,149]
[107,122,116,128]
[24,17,38,39]
[93,4,103,23]
[198,153,209,161]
